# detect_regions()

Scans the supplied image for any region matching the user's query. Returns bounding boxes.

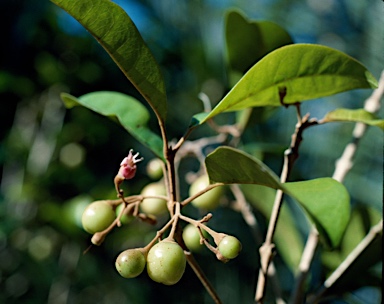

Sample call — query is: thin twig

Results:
[230,185,286,304]
[323,220,383,288]
[230,185,262,243]
[165,147,178,216]
[255,105,317,303]
[185,251,223,304]
[173,127,194,152]
[180,183,224,207]
[177,134,227,162]
[289,228,319,304]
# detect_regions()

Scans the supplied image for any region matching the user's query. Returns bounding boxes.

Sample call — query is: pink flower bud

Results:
[117,150,143,180]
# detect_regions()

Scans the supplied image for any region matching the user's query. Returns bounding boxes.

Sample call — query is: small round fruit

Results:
[146,158,163,180]
[189,175,223,210]
[182,224,207,252]
[146,240,186,285]
[81,200,116,234]
[140,182,167,215]
[116,203,134,225]
[115,249,146,278]
[218,235,242,259]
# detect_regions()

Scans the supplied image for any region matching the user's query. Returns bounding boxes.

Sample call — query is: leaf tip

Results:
[60,92,79,109]
[190,112,210,127]
[365,71,379,89]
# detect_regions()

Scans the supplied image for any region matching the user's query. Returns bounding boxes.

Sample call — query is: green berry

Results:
[146,240,186,285]
[182,224,207,252]
[115,249,146,278]
[189,175,223,210]
[116,203,134,225]
[81,200,115,234]
[146,158,163,180]
[218,235,242,260]
[140,182,167,215]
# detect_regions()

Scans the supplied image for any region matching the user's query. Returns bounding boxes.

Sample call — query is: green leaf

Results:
[284,179,350,248]
[206,146,350,247]
[61,92,164,159]
[193,44,378,125]
[205,146,282,189]
[225,10,293,85]
[51,0,167,122]
[322,108,384,129]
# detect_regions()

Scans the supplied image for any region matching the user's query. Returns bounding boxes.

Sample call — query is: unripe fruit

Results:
[115,249,146,278]
[81,201,116,234]
[182,224,207,252]
[146,158,163,180]
[116,203,134,225]
[146,240,186,285]
[189,175,223,210]
[218,235,242,260]
[140,182,167,215]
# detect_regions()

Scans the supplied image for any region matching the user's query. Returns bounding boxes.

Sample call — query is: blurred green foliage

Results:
[0,0,382,303]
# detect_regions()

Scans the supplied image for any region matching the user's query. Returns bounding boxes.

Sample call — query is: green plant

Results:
[50,0,383,303]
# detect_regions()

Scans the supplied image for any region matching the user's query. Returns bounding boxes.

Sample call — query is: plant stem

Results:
[157,104,222,303]
[165,148,177,216]
[144,216,176,251]
[168,202,181,240]
[184,251,223,304]
[173,127,194,152]
[323,220,383,288]
[230,185,286,304]
[230,184,261,243]
[289,227,319,304]
[255,105,317,303]
[180,183,224,207]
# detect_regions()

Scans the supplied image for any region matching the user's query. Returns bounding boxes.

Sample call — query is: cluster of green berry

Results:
[115,232,242,285]
[81,154,242,285]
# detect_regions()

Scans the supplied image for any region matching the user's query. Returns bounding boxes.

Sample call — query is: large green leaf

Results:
[206,146,282,189]
[225,10,293,86]
[225,10,292,129]
[61,92,164,159]
[51,0,167,122]
[192,44,377,126]
[206,146,350,247]
[284,179,350,248]
[321,108,384,129]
